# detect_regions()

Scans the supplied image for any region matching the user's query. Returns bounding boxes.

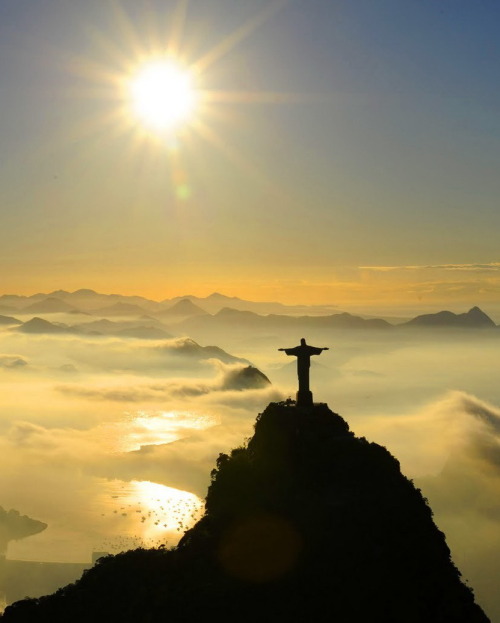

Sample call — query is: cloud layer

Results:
[1,324,500,618]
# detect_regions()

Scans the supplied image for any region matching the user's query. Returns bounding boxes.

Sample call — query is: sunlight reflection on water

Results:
[105,410,218,452]
[94,480,205,553]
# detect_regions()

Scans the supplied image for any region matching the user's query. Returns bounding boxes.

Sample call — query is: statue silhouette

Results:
[279,338,329,407]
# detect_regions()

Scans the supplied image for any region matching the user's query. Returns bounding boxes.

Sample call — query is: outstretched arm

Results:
[278,347,296,356]
[309,346,329,355]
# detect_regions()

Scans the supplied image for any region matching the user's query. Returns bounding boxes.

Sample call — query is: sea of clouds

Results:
[1,325,500,619]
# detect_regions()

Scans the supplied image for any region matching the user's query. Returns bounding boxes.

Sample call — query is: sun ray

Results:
[167,0,190,58]
[192,118,285,199]
[202,90,334,104]
[64,55,123,91]
[109,0,147,60]
[143,1,164,56]
[193,0,290,73]
[80,22,136,74]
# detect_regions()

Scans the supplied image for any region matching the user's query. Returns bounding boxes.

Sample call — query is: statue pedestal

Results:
[296,390,313,407]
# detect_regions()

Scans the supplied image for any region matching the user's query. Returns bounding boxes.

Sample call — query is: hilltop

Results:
[2,401,489,622]
[403,306,496,329]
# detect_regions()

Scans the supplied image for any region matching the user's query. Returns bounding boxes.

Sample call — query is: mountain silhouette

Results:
[2,401,489,622]
[13,318,74,334]
[180,308,392,336]
[0,295,38,310]
[157,298,208,318]
[309,311,392,329]
[163,292,339,316]
[213,307,262,322]
[74,318,118,334]
[73,318,173,340]
[63,288,96,296]
[220,365,271,391]
[1,290,497,333]
[161,337,250,365]
[91,302,150,317]
[403,307,496,328]
[114,326,173,340]
[22,297,79,314]
[45,290,162,313]
[0,315,21,326]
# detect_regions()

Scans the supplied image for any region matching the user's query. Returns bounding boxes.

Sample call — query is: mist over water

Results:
[0,325,277,562]
[1,315,500,619]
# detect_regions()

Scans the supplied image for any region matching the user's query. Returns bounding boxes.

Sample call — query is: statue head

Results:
[300,338,306,345]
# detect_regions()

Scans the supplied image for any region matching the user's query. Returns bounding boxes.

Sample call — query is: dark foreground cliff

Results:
[2,402,489,622]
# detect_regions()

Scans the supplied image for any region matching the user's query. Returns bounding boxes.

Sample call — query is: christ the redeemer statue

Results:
[279,338,329,407]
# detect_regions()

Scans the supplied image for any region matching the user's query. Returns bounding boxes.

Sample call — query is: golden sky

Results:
[1,0,500,310]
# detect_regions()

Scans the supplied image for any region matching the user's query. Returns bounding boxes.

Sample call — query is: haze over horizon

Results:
[3,287,500,322]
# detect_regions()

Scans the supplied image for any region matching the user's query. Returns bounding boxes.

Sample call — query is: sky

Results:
[1,0,500,309]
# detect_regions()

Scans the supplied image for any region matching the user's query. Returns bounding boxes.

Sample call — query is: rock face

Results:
[2,403,490,622]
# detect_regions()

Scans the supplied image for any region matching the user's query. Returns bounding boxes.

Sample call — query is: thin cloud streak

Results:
[360,263,500,272]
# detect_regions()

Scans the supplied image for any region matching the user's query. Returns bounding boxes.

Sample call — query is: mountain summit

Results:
[158,298,207,318]
[404,306,495,328]
[2,402,489,622]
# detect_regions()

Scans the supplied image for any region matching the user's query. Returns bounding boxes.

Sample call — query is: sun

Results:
[130,60,197,132]
[69,0,295,192]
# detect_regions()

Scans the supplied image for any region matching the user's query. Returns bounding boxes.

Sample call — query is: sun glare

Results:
[130,60,196,131]
[70,1,295,194]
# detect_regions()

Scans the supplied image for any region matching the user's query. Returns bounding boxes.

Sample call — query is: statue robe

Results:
[281,343,324,393]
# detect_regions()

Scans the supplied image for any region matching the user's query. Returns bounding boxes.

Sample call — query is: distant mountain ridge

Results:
[403,306,496,329]
[14,318,75,335]
[0,290,339,316]
[162,337,249,365]
[163,292,339,316]
[179,308,394,333]
[0,314,21,326]
[157,298,207,318]
[92,302,152,317]
[22,297,78,314]
[0,290,497,330]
